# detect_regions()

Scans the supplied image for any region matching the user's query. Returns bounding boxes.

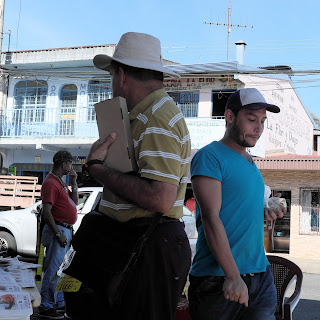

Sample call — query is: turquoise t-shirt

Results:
[190,141,268,277]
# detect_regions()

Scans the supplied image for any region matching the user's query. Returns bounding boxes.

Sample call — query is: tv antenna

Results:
[204,1,253,61]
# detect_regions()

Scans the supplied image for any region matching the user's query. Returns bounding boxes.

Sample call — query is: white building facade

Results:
[0,45,314,184]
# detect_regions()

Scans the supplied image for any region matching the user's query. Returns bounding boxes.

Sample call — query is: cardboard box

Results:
[94,97,137,173]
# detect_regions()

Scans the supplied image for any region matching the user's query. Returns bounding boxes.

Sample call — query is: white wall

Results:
[239,75,314,155]
[3,71,315,170]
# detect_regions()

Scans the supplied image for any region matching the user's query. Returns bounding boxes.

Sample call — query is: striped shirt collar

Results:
[129,88,168,121]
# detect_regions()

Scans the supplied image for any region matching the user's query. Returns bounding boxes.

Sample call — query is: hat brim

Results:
[243,102,280,113]
[93,54,181,80]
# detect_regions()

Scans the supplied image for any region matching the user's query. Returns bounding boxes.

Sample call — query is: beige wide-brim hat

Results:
[93,32,180,79]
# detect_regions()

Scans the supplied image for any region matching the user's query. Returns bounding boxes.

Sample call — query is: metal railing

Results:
[0,107,226,139]
[178,103,199,118]
[0,107,99,138]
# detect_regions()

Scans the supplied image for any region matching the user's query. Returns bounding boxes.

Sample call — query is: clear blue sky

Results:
[3,0,320,116]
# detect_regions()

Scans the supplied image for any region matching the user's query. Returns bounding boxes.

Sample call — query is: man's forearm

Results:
[203,214,240,279]
[89,164,177,213]
[69,189,78,205]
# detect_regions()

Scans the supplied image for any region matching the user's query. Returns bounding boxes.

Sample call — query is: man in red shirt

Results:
[38,151,78,320]
[186,197,196,213]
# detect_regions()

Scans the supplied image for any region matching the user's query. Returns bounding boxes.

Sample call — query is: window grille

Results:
[168,91,199,118]
[14,80,47,123]
[87,80,112,122]
[60,84,77,136]
[300,188,320,234]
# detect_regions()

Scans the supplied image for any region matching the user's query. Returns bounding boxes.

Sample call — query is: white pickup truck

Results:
[0,187,197,258]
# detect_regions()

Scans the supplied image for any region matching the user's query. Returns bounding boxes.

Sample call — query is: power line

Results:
[163,42,320,51]
[163,39,320,47]
[163,38,320,50]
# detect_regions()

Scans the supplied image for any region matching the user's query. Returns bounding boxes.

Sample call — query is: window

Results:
[87,80,112,122]
[314,135,318,153]
[300,188,320,234]
[60,84,77,136]
[14,80,47,123]
[272,190,291,253]
[77,192,92,211]
[211,90,235,117]
[167,91,199,118]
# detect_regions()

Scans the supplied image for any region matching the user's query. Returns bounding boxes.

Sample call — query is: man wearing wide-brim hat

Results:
[76,32,191,319]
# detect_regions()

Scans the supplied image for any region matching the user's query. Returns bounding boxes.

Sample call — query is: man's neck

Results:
[220,136,248,156]
[126,80,163,111]
[51,168,64,179]
[220,136,254,164]
[220,135,252,162]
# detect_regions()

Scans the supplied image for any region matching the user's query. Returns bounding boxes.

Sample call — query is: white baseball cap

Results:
[226,88,280,113]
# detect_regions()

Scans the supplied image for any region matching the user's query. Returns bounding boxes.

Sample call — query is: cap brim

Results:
[93,54,181,79]
[244,102,280,113]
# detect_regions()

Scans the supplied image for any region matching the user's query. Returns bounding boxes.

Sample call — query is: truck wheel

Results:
[0,231,17,257]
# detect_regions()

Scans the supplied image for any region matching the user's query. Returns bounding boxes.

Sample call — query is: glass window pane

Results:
[63,84,77,91]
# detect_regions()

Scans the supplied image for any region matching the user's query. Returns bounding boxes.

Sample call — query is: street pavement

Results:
[269,253,320,275]
[292,273,320,320]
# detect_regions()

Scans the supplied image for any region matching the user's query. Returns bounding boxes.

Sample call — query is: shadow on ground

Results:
[293,299,320,320]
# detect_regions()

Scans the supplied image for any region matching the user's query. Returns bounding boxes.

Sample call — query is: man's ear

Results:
[224,109,235,124]
[119,66,126,88]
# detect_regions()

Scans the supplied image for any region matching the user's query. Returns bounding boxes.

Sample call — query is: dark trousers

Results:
[66,219,191,320]
[188,265,277,320]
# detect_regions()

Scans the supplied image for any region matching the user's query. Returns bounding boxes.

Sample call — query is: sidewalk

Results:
[268,253,320,274]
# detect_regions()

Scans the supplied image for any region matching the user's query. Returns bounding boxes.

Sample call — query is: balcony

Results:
[0,106,228,152]
[0,107,99,138]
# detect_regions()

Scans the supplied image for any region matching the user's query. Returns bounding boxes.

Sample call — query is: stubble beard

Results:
[230,121,256,148]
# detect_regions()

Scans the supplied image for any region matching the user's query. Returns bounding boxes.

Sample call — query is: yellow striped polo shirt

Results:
[98,88,191,222]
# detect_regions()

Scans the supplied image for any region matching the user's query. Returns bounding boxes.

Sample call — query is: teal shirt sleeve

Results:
[191,143,222,182]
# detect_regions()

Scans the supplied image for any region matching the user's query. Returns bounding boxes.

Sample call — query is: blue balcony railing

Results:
[0,107,226,143]
[0,107,99,138]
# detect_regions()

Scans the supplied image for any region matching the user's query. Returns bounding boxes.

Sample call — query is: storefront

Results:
[256,155,320,261]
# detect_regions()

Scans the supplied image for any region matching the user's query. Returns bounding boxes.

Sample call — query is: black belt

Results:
[55,220,73,230]
[129,216,178,227]
[190,273,257,283]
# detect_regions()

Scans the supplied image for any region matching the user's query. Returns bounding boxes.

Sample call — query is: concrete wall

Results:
[1,45,115,65]
[0,73,8,110]
[239,74,314,155]
[198,88,212,118]
[261,169,320,261]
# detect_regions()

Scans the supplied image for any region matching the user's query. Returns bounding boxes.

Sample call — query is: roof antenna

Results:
[203,0,253,61]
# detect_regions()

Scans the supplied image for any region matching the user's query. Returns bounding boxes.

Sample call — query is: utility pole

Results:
[0,0,5,112]
[204,0,253,61]
[0,0,5,53]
